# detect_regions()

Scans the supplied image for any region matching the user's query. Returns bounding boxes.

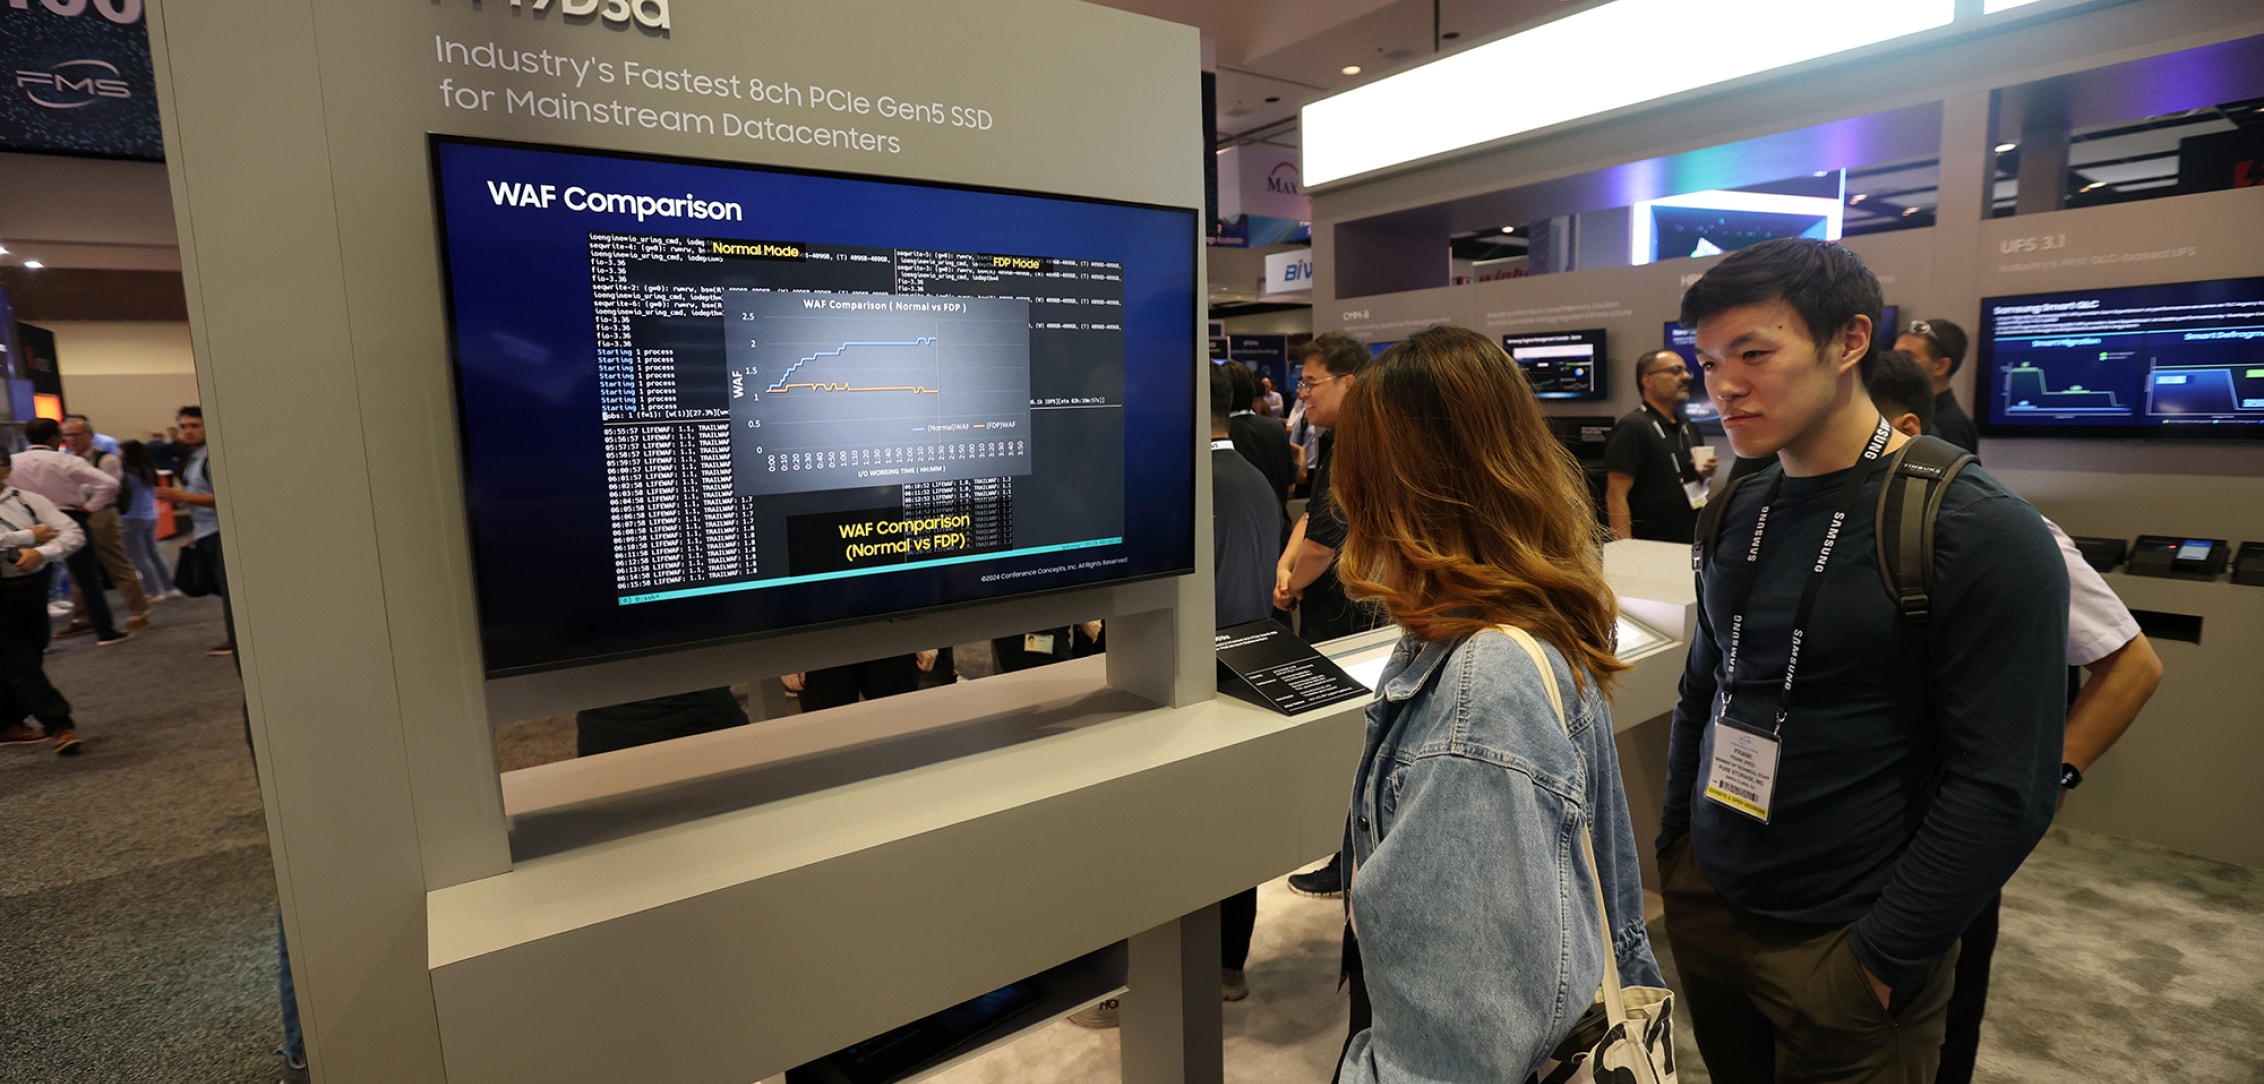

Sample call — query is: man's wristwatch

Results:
[2059,762,2084,791]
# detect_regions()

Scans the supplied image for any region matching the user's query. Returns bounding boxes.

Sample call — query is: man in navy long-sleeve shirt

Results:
[1657,239,2066,1083]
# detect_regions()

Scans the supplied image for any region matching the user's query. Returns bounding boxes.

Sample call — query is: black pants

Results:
[0,568,74,730]
[62,510,117,637]
[1221,887,1257,971]
[799,656,922,712]
[1936,893,2000,1084]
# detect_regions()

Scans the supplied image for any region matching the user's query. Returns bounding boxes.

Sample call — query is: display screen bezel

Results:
[428,135,1200,677]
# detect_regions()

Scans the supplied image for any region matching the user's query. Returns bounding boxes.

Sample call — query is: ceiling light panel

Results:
[1302,0,1956,187]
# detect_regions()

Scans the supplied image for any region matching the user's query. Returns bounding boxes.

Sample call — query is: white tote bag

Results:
[1500,625,1677,1084]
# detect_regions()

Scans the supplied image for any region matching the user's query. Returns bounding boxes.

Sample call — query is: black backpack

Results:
[1691,436,1977,624]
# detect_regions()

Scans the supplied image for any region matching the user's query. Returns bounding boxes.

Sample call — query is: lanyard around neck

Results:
[1718,415,1894,732]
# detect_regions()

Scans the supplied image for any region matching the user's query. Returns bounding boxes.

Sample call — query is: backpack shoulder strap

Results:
[1690,468,1756,576]
[1873,436,1977,624]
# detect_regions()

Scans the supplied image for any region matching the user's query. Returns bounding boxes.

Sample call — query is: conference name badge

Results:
[1703,717,1779,824]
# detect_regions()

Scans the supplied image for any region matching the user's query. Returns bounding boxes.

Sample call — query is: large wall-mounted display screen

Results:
[1977,277,2264,440]
[432,138,1197,675]
[1502,329,1608,400]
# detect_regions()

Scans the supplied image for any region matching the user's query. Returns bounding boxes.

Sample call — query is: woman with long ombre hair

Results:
[1330,325,1663,1083]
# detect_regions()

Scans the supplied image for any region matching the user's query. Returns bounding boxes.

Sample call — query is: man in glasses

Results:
[1895,318,1981,455]
[1606,349,1717,542]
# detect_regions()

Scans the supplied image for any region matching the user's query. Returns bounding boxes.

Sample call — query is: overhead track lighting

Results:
[1303,0,1957,186]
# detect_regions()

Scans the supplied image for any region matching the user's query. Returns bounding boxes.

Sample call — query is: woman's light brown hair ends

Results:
[1330,324,1627,692]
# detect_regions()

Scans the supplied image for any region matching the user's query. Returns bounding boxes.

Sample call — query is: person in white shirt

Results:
[10,418,127,644]
[1865,350,2162,1084]
[0,446,92,755]
[61,415,152,633]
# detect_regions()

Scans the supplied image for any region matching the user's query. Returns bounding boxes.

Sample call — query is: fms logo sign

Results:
[16,58,130,108]
[3,0,161,158]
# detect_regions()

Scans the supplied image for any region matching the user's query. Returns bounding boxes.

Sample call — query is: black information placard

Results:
[1215,618,1371,715]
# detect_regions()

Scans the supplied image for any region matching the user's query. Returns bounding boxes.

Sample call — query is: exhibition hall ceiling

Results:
[1099,0,1610,146]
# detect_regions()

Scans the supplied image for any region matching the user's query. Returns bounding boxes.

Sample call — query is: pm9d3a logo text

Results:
[503,0,670,31]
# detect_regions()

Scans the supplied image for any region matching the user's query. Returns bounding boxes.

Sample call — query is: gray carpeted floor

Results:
[8,611,2263,1083]
[0,592,279,1084]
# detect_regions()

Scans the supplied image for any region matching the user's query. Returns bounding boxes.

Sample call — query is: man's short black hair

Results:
[1865,349,1936,434]
[178,405,203,420]
[1679,238,1885,380]
[1304,331,1371,378]
[1223,360,1258,412]
[1209,363,1235,423]
[24,418,61,446]
[1905,317,1969,377]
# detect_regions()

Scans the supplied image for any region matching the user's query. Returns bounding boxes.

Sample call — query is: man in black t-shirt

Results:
[1273,334,1383,644]
[1895,317,1980,455]
[1660,240,2065,1082]
[1605,349,1714,543]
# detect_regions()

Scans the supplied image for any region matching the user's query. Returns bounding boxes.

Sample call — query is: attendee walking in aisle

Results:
[1660,239,2067,1083]
[0,447,93,755]
[1894,317,1980,455]
[1863,350,2167,1084]
[1605,348,1717,542]
[1258,374,1284,418]
[12,418,128,646]
[114,441,178,601]
[60,415,153,632]
[63,413,120,456]
[1325,326,1662,1082]
[155,406,231,657]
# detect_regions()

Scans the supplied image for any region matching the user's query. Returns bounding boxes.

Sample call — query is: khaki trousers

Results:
[1660,834,1959,1084]
[74,507,150,617]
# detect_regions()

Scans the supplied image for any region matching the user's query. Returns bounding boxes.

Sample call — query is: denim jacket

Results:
[1338,629,1665,1084]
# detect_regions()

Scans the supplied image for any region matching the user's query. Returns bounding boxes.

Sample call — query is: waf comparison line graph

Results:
[726,291,1036,498]
[766,337,943,395]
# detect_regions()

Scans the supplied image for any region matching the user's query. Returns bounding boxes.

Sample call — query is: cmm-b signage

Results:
[3,0,161,160]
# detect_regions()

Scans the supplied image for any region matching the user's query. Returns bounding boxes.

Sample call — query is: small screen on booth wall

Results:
[431,138,1197,675]
[1501,329,1608,400]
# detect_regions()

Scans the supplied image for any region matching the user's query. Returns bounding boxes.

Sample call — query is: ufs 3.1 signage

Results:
[4,0,160,160]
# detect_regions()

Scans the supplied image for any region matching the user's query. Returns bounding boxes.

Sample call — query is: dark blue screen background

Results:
[1978,276,2264,440]
[432,139,1196,675]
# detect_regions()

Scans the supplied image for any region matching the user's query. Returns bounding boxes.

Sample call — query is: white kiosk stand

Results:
[146,2,1369,1080]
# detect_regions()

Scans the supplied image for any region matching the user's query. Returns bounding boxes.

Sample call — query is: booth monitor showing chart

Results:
[433,138,1197,675]
[1978,276,2264,440]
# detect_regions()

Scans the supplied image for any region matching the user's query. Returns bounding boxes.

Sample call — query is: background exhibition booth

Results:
[1300,0,2264,872]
